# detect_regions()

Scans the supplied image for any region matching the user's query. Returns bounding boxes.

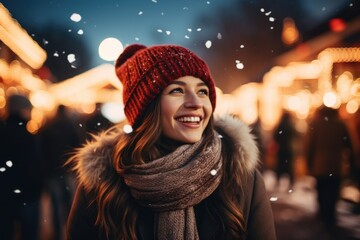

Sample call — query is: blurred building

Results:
[0,3,122,134]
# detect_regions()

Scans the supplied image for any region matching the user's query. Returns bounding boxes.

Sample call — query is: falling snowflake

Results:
[217,33,222,39]
[67,54,76,64]
[70,13,82,22]
[235,60,244,70]
[123,124,133,134]
[205,40,212,48]
[77,29,84,35]
[6,161,13,167]
[138,11,143,15]
[53,51,59,57]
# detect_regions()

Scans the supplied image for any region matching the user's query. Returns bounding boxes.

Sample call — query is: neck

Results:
[156,135,186,156]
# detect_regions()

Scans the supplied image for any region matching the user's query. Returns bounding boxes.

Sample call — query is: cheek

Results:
[160,98,178,128]
[161,101,174,119]
[204,100,213,115]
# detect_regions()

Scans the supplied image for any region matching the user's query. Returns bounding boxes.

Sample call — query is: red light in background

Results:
[329,18,346,32]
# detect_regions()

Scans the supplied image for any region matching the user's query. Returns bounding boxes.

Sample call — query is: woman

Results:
[66,44,276,239]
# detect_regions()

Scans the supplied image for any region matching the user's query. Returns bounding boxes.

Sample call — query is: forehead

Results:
[169,76,207,86]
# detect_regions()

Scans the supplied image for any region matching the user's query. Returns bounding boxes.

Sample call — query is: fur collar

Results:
[71,115,259,191]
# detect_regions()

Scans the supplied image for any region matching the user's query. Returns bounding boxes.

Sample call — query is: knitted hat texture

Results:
[115,44,216,127]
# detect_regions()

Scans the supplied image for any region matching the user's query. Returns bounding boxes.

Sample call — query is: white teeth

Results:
[177,116,201,123]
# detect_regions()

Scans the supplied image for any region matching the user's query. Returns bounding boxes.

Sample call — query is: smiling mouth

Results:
[176,116,201,124]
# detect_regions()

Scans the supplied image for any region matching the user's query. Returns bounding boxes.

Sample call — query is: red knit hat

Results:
[115,44,216,128]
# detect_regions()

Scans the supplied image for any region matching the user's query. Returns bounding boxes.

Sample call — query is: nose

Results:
[183,92,203,109]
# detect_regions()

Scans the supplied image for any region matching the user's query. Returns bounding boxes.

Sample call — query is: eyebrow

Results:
[170,80,208,87]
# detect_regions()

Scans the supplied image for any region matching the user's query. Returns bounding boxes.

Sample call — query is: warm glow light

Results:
[260,83,281,130]
[27,119,39,134]
[232,83,259,124]
[346,100,359,114]
[49,64,121,100]
[351,78,360,97]
[0,3,47,69]
[286,95,300,111]
[282,17,299,45]
[295,90,311,119]
[323,91,339,108]
[98,38,123,61]
[79,103,96,114]
[214,94,236,115]
[101,102,126,123]
[336,71,353,102]
[329,18,346,32]
[30,90,55,111]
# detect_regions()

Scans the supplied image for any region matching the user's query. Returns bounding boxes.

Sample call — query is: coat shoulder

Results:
[69,129,120,191]
[214,114,260,172]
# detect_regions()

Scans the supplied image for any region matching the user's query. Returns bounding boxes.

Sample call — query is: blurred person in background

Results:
[304,106,355,230]
[272,111,298,190]
[0,94,44,240]
[40,105,81,240]
[66,44,276,239]
[350,110,360,213]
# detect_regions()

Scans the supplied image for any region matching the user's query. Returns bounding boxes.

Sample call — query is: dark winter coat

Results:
[67,115,276,239]
[305,107,354,177]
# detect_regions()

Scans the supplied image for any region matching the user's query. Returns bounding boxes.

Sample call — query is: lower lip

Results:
[177,121,201,128]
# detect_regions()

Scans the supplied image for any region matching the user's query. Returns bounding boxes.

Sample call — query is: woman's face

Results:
[160,76,213,143]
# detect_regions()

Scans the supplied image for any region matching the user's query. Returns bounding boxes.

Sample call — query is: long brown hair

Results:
[95,97,246,239]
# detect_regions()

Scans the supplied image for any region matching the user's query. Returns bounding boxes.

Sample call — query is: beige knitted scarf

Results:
[123,132,223,240]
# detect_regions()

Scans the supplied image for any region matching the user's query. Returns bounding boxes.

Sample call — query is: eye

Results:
[169,87,184,94]
[198,88,209,96]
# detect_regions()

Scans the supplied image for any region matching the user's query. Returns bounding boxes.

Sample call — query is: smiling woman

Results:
[66,43,276,240]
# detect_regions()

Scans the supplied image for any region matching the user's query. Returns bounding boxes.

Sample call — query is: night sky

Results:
[2,0,359,92]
